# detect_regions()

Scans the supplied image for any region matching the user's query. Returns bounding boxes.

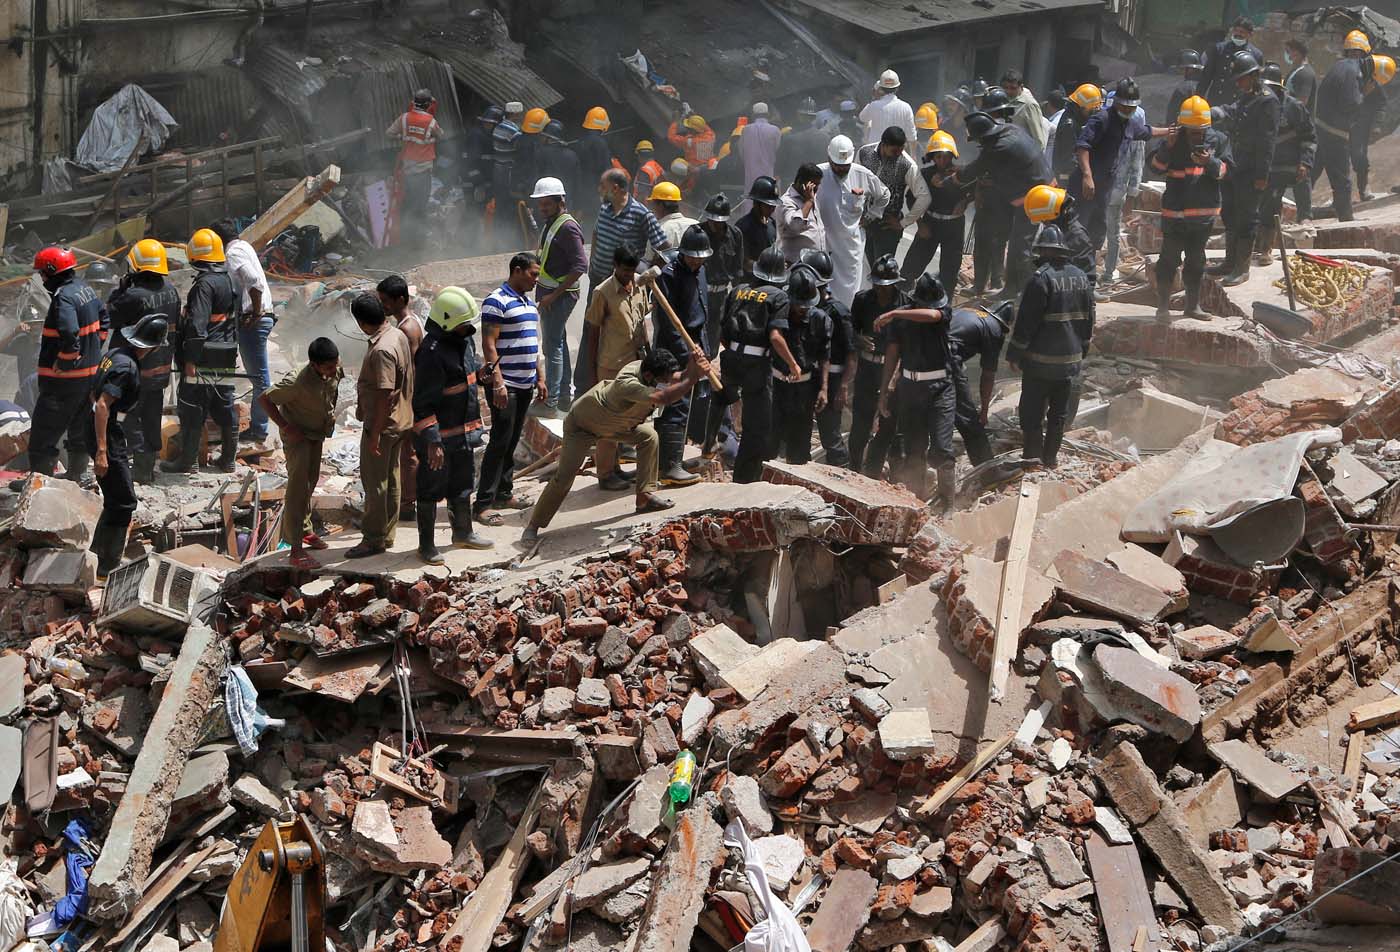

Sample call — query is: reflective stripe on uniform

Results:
[39,365,99,379]
[1042,310,1091,323]
[1162,207,1221,219]
[43,319,102,338]
[537,214,580,288]
[1023,350,1084,364]
[439,420,484,438]
[208,312,230,324]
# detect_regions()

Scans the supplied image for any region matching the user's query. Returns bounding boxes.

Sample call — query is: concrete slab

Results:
[0,654,23,720]
[1180,768,1246,848]
[761,461,927,546]
[1207,739,1305,803]
[1104,545,1188,609]
[1106,388,1223,453]
[807,869,879,952]
[11,476,104,549]
[21,549,97,597]
[877,709,939,761]
[1331,447,1388,506]
[633,810,724,952]
[723,638,822,703]
[1091,303,1270,369]
[0,724,19,803]
[1052,549,1179,627]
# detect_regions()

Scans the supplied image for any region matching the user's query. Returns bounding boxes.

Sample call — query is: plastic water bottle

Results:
[668,750,696,807]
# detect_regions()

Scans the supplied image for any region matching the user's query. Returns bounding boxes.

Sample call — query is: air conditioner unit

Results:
[98,552,221,634]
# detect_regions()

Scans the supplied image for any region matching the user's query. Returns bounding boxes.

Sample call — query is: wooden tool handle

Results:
[650,283,724,390]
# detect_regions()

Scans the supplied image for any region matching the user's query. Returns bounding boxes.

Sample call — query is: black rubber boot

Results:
[63,449,89,483]
[936,463,958,509]
[91,524,127,582]
[1221,237,1254,287]
[417,504,444,565]
[1205,240,1235,276]
[132,452,156,485]
[658,427,699,487]
[449,499,494,549]
[160,429,199,473]
[1043,424,1066,470]
[1183,282,1206,319]
[1155,283,1172,320]
[216,427,238,473]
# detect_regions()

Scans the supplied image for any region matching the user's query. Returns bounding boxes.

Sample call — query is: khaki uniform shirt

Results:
[357,324,414,436]
[586,275,650,377]
[265,363,342,441]
[570,361,655,437]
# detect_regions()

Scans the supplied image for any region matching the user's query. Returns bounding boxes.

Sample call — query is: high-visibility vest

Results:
[537,213,579,289]
[401,108,437,164]
[633,160,665,198]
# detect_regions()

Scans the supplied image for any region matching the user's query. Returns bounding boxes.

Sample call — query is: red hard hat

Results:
[33,246,77,277]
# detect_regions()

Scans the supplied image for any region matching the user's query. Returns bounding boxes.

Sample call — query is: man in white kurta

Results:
[816,135,890,308]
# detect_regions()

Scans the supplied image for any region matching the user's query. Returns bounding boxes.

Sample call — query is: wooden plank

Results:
[1349,695,1400,732]
[1345,730,1366,788]
[107,841,217,947]
[915,730,1015,819]
[443,780,545,952]
[238,164,340,251]
[0,203,8,248]
[1085,830,1160,952]
[952,919,1006,952]
[22,717,58,813]
[988,480,1040,703]
[283,647,392,703]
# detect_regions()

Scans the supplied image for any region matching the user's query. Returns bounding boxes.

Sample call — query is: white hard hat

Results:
[505,101,524,115]
[752,102,769,116]
[530,176,566,199]
[879,69,901,89]
[827,135,855,164]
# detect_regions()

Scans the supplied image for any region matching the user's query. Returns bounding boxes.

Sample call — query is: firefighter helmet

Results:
[1024,184,1068,224]
[871,253,902,286]
[753,248,789,284]
[32,246,77,277]
[1346,29,1373,53]
[429,286,481,334]
[924,130,959,159]
[127,237,169,275]
[915,101,940,130]
[522,108,549,134]
[1069,83,1104,113]
[679,224,713,259]
[122,314,170,350]
[583,106,611,131]
[1177,95,1213,127]
[187,228,225,263]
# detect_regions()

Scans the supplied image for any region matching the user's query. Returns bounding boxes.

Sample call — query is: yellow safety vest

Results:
[537,213,579,289]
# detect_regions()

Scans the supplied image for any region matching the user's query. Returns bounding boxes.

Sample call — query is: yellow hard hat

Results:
[429,286,480,334]
[684,114,708,132]
[1346,29,1373,53]
[583,106,611,131]
[1069,83,1104,113]
[187,228,225,263]
[1024,184,1067,223]
[649,181,682,202]
[127,237,169,275]
[1177,95,1213,128]
[925,130,958,158]
[522,107,549,134]
[915,102,939,130]
[635,139,654,153]
[1372,54,1397,85]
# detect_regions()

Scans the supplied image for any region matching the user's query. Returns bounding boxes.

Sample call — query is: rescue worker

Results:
[1069,79,1159,252]
[532,176,588,412]
[644,224,710,486]
[700,194,745,358]
[1022,184,1096,282]
[847,254,907,477]
[1353,53,1395,203]
[914,101,940,153]
[704,247,788,482]
[736,176,782,278]
[1168,50,1204,125]
[463,105,503,228]
[633,141,666,201]
[534,120,582,208]
[104,238,179,483]
[1052,85,1103,186]
[798,250,856,466]
[1285,38,1317,111]
[84,261,118,302]
[161,228,239,474]
[412,287,493,564]
[1207,51,1280,287]
[386,89,442,241]
[668,113,717,169]
[857,125,931,268]
[818,135,891,307]
[1149,96,1230,319]
[1006,225,1094,469]
[901,131,972,294]
[649,181,698,250]
[769,267,831,464]
[1254,62,1316,264]
[576,107,615,195]
[959,110,1052,298]
[871,273,957,503]
[1197,17,1264,106]
[1312,37,1370,223]
[945,301,1011,465]
[519,107,551,189]
[490,117,524,249]
[29,246,106,480]
[89,314,167,581]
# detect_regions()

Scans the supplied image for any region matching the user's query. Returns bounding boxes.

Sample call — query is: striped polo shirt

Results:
[591,197,668,281]
[481,282,540,388]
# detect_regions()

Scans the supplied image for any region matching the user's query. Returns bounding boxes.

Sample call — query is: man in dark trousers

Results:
[1197,17,1264,106]
[1006,225,1095,469]
[1167,50,1204,124]
[105,238,179,483]
[705,247,788,483]
[1053,85,1103,186]
[644,225,711,486]
[871,274,957,504]
[901,130,972,294]
[89,315,167,582]
[413,287,493,564]
[1151,96,1231,320]
[1254,62,1316,264]
[959,110,1052,298]
[946,301,1010,465]
[848,254,907,477]
[162,228,240,474]
[1207,51,1280,287]
[1069,79,1159,253]
[769,267,830,464]
[1312,36,1372,222]
[799,250,856,466]
[1353,54,1394,203]
[28,246,106,480]
[535,121,582,211]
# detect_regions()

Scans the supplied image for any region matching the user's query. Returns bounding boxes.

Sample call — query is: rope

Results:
[1274,254,1371,313]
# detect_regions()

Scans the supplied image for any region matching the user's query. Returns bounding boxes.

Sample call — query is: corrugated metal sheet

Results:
[770,0,1101,36]
[391,12,563,110]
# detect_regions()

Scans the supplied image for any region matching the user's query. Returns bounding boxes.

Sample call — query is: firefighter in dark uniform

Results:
[489,119,524,251]
[959,110,1052,299]
[1353,54,1395,203]
[1167,50,1204,125]
[1312,40,1370,223]
[946,302,1011,466]
[28,246,107,480]
[1006,225,1095,470]
[700,194,746,358]
[1207,51,1280,288]
[798,250,856,467]
[1053,85,1104,186]
[644,224,711,487]
[769,267,831,464]
[1022,184,1096,285]
[848,254,908,477]
[105,238,179,484]
[1151,96,1231,320]
[162,228,240,474]
[1253,62,1316,265]
[412,287,494,565]
[1196,17,1264,106]
[872,274,957,504]
[463,105,503,247]
[89,315,167,581]
[705,247,788,483]
[901,131,972,294]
